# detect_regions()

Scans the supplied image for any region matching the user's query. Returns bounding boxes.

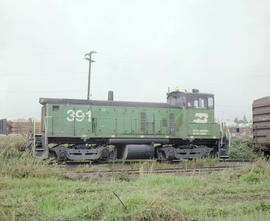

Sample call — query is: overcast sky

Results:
[1,0,269,121]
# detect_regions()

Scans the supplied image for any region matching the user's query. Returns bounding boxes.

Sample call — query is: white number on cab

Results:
[66,110,75,122]
[66,109,91,122]
[86,110,91,122]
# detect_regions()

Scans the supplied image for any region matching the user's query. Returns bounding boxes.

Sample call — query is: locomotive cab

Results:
[166,89,229,158]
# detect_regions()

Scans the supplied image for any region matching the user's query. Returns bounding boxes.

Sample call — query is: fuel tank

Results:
[122,144,155,159]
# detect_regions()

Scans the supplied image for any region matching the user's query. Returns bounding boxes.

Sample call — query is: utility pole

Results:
[84,51,96,100]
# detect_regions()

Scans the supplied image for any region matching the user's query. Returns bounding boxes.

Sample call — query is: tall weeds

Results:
[229,137,258,160]
[0,136,59,178]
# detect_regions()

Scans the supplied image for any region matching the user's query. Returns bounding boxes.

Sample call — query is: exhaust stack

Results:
[108,91,114,101]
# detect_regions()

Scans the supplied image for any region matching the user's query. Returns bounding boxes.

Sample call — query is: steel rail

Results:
[63,159,255,166]
[66,165,243,176]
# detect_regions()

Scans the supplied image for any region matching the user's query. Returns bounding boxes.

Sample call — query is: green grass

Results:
[1,136,270,220]
[1,161,270,221]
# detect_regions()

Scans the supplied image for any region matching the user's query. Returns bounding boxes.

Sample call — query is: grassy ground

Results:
[1,136,270,221]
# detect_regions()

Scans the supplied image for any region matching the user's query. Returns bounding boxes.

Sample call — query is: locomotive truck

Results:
[29,89,230,161]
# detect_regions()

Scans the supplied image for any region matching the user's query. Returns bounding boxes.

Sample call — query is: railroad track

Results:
[66,165,244,177]
[64,158,254,166]
[219,159,254,163]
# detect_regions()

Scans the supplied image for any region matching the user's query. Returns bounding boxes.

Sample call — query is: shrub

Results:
[256,201,270,212]
[241,172,261,183]
[229,138,257,160]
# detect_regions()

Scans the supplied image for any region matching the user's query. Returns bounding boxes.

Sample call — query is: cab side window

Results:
[168,95,186,107]
[208,97,214,109]
[199,98,207,109]
[186,95,214,109]
[168,97,175,105]
[194,99,199,108]
[171,96,177,105]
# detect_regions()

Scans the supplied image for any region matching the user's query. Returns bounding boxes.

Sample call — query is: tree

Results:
[242,115,248,124]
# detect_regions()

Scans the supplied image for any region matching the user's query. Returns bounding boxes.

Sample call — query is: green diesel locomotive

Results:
[30,89,229,161]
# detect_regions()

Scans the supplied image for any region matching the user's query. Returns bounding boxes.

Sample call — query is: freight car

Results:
[29,89,229,161]
[253,97,270,156]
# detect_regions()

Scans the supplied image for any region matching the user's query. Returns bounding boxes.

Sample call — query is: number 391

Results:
[66,109,91,122]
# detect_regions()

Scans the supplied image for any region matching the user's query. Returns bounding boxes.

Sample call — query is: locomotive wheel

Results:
[264,151,270,161]
[156,149,166,161]
[210,149,218,158]
[100,148,111,161]
[49,151,57,159]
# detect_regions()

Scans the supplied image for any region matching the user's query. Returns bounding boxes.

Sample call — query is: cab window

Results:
[194,99,198,108]
[187,95,214,109]
[168,95,185,107]
[168,96,177,105]
[199,98,207,109]
[208,97,214,109]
